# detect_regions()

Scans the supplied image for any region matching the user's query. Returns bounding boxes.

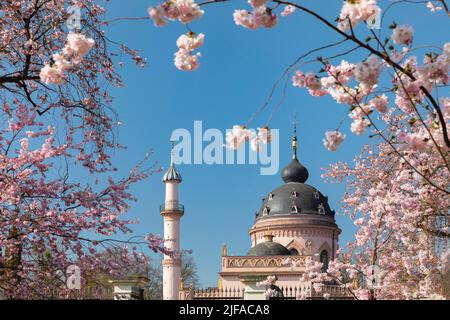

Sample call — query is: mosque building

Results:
[159,125,347,300]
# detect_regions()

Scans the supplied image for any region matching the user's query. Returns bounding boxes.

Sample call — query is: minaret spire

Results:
[292,114,298,160]
[170,140,175,166]
[163,141,182,183]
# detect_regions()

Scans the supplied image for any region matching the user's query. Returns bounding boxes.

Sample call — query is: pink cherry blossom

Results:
[369,94,389,113]
[176,32,205,50]
[148,0,204,25]
[250,127,272,151]
[323,131,346,151]
[173,0,204,24]
[234,6,277,29]
[174,49,201,71]
[233,10,256,29]
[39,64,65,85]
[426,1,443,12]
[305,73,322,90]
[52,53,72,72]
[148,7,168,26]
[337,0,381,31]
[64,33,95,59]
[401,132,429,151]
[292,70,306,87]
[350,118,370,135]
[281,5,296,17]
[226,125,253,149]
[391,25,414,46]
[354,55,382,86]
[39,32,95,85]
[174,32,204,71]
[256,275,277,287]
[248,0,267,8]
[321,60,355,87]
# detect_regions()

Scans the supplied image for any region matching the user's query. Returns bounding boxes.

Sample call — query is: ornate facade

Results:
[216,125,341,298]
[165,124,345,300]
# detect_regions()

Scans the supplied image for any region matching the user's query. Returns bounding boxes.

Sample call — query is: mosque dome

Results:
[257,182,334,218]
[247,235,291,256]
[255,125,335,219]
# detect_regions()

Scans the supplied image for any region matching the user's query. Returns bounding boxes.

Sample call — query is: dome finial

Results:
[163,140,182,183]
[281,116,309,183]
[292,113,298,160]
[170,140,175,166]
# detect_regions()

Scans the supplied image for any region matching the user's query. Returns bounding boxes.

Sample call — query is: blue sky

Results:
[97,1,448,287]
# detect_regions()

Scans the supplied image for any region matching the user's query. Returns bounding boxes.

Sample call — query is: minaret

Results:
[161,146,183,300]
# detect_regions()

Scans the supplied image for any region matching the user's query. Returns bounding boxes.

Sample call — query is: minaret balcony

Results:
[160,201,184,214]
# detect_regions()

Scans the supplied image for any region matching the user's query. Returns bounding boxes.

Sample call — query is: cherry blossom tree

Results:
[299,141,449,300]
[0,1,164,299]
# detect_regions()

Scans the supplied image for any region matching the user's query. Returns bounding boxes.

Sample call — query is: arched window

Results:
[289,248,299,256]
[320,250,329,272]
[263,206,270,216]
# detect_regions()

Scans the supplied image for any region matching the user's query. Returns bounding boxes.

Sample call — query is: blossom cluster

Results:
[391,25,414,46]
[354,55,383,87]
[337,0,381,31]
[323,131,346,151]
[292,71,327,96]
[233,0,277,29]
[280,5,296,17]
[426,1,443,12]
[291,35,449,153]
[174,32,205,71]
[148,0,204,26]
[256,275,277,287]
[394,44,449,113]
[225,125,272,151]
[320,140,450,299]
[40,33,95,85]
[256,275,279,298]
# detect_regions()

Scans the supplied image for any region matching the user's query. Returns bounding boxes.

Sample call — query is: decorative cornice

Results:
[249,217,341,238]
[160,211,184,219]
[162,258,181,267]
[221,255,309,270]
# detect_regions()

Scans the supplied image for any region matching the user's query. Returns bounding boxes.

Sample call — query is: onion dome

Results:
[162,165,182,183]
[162,147,182,183]
[282,120,309,183]
[281,158,309,183]
[247,234,290,256]
[255,122,335,219]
